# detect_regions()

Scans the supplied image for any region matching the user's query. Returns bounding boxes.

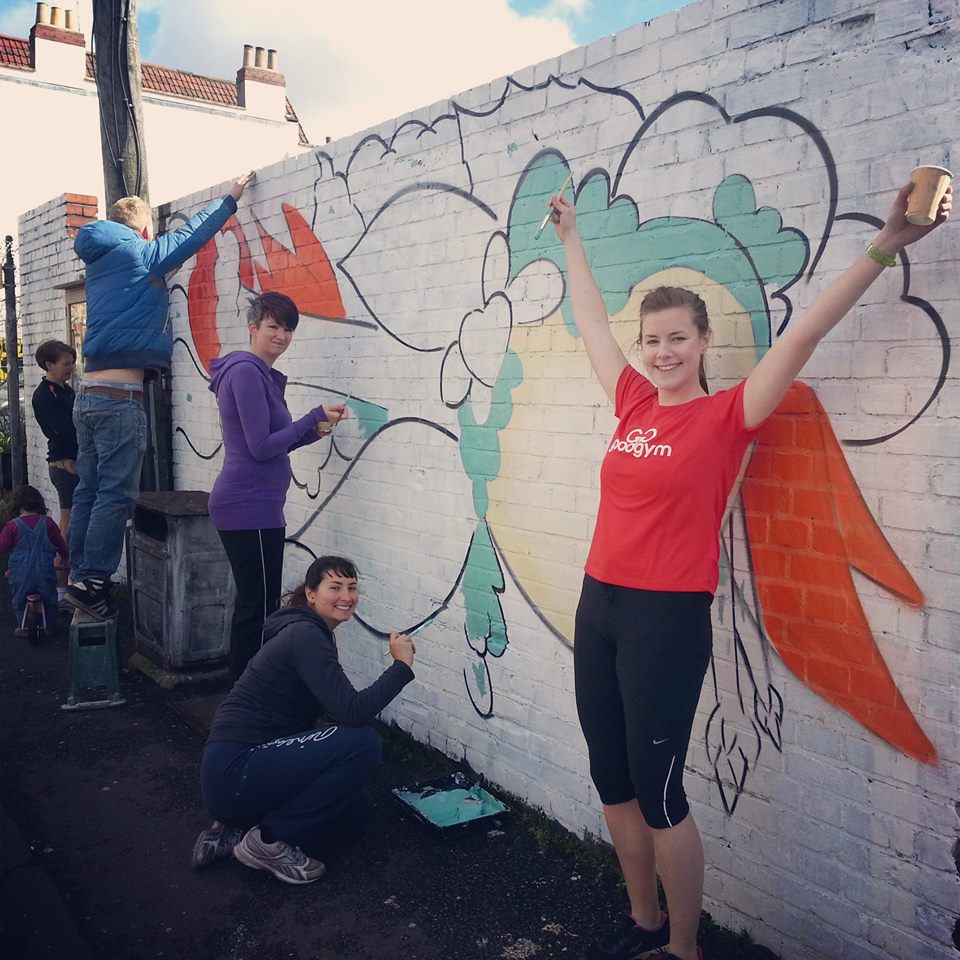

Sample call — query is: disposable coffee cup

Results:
[906,165,952,226]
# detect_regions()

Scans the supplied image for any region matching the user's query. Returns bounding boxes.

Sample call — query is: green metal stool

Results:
[61,612,126,711]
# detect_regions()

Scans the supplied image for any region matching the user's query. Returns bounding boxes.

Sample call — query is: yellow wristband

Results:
[866,244,896,268]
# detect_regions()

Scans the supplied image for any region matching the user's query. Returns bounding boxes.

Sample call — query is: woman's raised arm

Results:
[551,195,628,404]
[742,182,952,429]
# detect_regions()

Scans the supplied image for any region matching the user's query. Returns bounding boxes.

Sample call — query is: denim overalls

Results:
[8,517,58,630]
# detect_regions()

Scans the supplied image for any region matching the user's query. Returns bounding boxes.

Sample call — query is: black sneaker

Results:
[64,579,116,620]
[587,912,669,959]
[191,822,245,869]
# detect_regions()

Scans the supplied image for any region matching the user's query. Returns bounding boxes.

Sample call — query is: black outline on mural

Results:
[173,335,211,382]
[174,427,222,460]
[440,342,474,409]
[458,292,515,388]
[461,519,511,718]
[611,93,838,335]
[285,536,465,648]
[322,76,643,215]
[288,418,459,540]
[285,379,385,494]
[464,656,495,719]
[834,213,950,447]
[173,70,949,753]
[488,527,572,651]
[705,506,785,815]
[338,182,498,353]
[170,335,218,459]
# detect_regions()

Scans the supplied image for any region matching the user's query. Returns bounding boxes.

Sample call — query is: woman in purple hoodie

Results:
[208,292,346,681]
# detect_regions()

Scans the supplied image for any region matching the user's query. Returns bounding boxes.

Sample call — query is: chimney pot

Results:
[36,2,50,25]
[254,46,265,68]
[243,44,254,67]
[50,5,63,27]
[65,8,76,30]
[267,49,278,71]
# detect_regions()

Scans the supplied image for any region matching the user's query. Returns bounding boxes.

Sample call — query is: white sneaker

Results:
[233,826,326,884]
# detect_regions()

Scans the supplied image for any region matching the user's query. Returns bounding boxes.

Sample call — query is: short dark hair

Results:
[247,292,299,332]
[284,556,358,607]
[8,484,48,520]
[35,340,76,370]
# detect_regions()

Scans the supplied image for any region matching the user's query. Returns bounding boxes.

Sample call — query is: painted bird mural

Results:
[505,150,938,812]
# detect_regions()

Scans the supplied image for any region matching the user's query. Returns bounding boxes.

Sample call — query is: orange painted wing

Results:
[253,204,346,320]
[186,217,253,371]
[741,381,935,763]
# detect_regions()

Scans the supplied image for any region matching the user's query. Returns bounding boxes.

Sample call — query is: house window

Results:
[67,295,86,377]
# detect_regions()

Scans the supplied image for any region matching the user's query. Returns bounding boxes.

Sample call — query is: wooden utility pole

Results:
[3,236,25,487]
[92,0,150,208]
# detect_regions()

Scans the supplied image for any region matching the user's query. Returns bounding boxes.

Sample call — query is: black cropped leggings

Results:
[574,575,712,829]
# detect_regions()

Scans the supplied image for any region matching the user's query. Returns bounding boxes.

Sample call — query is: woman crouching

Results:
[192,556,416,883]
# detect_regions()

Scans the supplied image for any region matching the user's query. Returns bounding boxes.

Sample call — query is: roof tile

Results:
[0,34,31,70]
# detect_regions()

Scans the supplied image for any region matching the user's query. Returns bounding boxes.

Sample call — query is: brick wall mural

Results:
[19,2,959,958]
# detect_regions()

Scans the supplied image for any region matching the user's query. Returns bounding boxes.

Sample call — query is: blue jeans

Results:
[69,390,147,581]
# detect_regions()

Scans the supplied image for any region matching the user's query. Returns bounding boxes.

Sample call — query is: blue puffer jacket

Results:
[74,195,238,372]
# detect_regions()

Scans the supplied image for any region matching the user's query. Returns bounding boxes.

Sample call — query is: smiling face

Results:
[305,570,359,631]
[248,314,294,366]
[640,305,709,403]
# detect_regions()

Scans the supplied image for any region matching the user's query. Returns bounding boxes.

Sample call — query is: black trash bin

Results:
[129,491,235,670]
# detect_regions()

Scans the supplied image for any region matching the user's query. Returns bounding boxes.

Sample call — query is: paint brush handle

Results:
[318,392,352,437]
[383,625,423,655]
[329,392,352,434]
[535,172,574,239]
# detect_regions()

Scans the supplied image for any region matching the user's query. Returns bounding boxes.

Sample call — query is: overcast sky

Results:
[0,0,691,142]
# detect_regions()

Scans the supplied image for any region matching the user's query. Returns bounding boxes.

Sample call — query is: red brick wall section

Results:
[64,193,98,237]
[30,24,86,48]
[741,381,935,763]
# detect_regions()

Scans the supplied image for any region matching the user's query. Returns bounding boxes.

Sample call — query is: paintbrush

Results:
[320,391,352,436]
[534,172,574,240]
[383,623,425,656]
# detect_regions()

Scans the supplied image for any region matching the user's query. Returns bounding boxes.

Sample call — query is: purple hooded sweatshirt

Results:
[207,352,327,531]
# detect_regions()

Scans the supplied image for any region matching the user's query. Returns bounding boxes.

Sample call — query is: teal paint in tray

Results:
[393,772,509,832]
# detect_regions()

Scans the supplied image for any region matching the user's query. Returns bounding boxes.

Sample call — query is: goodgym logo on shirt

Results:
[608,427,673,459]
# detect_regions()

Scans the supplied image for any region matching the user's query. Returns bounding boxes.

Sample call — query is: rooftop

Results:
[0,33,309,144]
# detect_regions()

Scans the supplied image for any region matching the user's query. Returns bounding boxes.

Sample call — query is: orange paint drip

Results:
[742,381,936,764]
[252,204,346,320]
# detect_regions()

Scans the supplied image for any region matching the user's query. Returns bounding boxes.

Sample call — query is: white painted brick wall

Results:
[18,197,87,515]
[15,1,960,958]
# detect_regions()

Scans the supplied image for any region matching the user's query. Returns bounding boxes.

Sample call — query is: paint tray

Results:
[392,771,509,833]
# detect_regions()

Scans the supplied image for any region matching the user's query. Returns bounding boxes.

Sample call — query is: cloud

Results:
[0,0,577,143]
[135,0,577,143]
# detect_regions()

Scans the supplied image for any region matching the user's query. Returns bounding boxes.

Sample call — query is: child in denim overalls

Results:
[0,485,68,637]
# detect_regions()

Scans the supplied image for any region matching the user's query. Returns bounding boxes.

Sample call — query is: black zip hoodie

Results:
[207,606,414,745]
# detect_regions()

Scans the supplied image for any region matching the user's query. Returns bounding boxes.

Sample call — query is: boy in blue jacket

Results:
[65,172,255,619]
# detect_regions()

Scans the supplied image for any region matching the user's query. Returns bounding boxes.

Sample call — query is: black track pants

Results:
[218,527,285,681]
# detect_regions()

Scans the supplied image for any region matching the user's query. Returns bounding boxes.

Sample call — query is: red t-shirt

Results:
[584,366,759,594]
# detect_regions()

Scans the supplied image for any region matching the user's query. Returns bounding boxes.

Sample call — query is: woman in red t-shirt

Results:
[547,180,951,960]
